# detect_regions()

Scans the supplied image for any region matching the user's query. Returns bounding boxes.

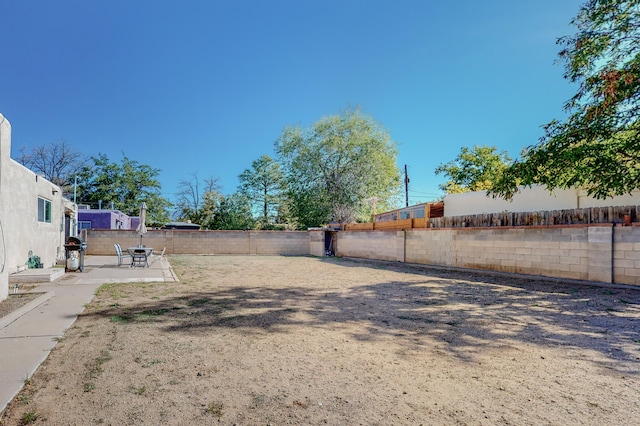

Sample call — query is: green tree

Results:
[238,155,285,227]
[210,193,256,230]
[492,0,640,200]
[276,108,401,228]
[435,145,512,193]
[198,184,223,230]
[76,154,172,224]
[174,173,221,225]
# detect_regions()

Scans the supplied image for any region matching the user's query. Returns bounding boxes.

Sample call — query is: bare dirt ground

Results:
[2,255,639,425]
[0,293,40,319]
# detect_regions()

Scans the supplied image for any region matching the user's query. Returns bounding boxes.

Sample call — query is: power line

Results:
[409,189,442,196]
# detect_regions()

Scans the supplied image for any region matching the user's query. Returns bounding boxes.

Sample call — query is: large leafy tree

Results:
[276,109,401,228]
[492,0,640,199]
[17,140,87,193]
[238,154,285,227]
[435,145,511,193]
[76,154,172,224]
[209,193,256,230]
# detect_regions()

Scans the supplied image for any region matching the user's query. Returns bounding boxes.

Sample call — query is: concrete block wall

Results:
[309,230,325,257]
[587,226,613,283]
[173,231,250,254]
[613,226,640,285]
[84,225,640,286]
[335,231,400,261]
[83,230,167,255]
[446,226,594,281]
[85,229,311,256]
[405,228,453,266]
[252,231,310,255]
[407,226,615,282]
[340,224,638,285]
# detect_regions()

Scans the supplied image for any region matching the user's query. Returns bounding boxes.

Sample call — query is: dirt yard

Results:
[2,255,639,425]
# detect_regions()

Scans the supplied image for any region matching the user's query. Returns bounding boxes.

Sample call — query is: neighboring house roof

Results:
[374,202,444,222]
[162,222,201,230]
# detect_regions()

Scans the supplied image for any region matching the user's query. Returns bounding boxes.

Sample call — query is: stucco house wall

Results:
[0,115,10,301]
[0,114,74,302]
[444,185,640,217]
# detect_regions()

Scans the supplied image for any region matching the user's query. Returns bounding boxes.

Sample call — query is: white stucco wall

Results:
[0,115,10,301]
[7,161,67,271]
[0,113,73,301]
[577,190,640,208]
[444,185,640,216]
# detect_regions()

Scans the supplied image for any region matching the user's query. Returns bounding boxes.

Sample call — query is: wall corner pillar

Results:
[587,225,613,283]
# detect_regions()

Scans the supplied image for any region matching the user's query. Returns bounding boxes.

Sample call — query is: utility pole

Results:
[368,197,378,222]
[404,164,409,207]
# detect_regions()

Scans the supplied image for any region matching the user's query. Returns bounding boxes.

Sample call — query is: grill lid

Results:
[65,236,87,250]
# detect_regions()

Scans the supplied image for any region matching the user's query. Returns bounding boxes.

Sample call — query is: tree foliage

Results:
[174,173,221,225]
[276,109,401,228]
[435,145,511,193]
[238,155,285,227]
[76,154,172,225]
[492,0,640,199]
[174,174,255,230]
[208,193,256,230]
[17,140,86,192]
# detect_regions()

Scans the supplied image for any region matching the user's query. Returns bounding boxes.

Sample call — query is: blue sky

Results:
[1,0,584,206]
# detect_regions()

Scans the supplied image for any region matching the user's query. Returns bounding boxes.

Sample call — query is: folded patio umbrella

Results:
[136,202,148,246]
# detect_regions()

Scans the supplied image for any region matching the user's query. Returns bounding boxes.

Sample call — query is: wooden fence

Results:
[344,217,427,231]
[343,205,639,230]
[429,205,639,228]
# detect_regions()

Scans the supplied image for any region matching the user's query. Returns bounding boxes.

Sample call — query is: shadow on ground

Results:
[80,256,640,371]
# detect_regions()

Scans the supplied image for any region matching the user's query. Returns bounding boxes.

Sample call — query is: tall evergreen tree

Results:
[238,155,285,227]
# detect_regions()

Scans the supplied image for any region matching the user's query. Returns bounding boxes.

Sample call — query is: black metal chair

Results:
[130,248,149,268]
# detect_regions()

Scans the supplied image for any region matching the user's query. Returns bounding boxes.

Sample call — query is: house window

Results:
[38,197,52,223]
[412,207,425,219]
[78,221,92,231]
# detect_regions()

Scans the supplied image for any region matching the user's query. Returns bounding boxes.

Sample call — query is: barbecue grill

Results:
[64,236,87,272]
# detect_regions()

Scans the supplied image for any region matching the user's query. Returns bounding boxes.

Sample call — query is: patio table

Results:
[127,247,153,268]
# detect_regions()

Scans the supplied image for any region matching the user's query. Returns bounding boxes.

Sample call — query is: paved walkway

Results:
[0,255,177,413]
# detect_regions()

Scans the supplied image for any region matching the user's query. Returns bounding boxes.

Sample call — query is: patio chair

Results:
[114,243,130,267]
[149,247,166,264]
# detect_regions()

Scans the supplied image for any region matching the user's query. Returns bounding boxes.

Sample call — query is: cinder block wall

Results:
[335,231,402,261]
[252,231,310,255]
[173,231,250,254]
[405,228,453,266]
[85,225,640,286]
[389,226,606,282]
[85,229,311,256]
[450,227,592,280]
[613,226,640,285]
[309,230,325,257]
[339,224,639,286]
